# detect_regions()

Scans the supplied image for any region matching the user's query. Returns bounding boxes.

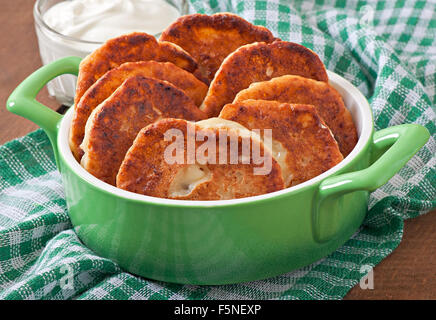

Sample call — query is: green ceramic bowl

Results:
[7,57,430,284]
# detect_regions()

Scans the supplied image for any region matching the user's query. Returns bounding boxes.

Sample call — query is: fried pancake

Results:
[233,75,357,156]
[219,100,343,187]
[116,117,284,200]
[160,13,275,83]
[69,61,208,160]
[81,76,206,185]
[201,41,328,117]
[74,32,198,107]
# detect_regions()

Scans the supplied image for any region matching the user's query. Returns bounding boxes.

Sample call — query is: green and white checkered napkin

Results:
[1,0,435,300]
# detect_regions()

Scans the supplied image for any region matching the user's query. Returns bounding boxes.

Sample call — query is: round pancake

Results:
[116,118,285,200]
[219,100,343,187]
[160,13,275,83]
[70,61,208,160]
[74,32,198,107]
[233,75,357,156]
[80,76,206,185]
[201,41,328,117]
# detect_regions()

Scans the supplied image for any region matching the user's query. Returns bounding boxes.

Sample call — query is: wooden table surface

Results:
[1,0,435,300]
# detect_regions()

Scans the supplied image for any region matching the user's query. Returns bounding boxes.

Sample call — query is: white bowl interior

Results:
[58,70,373,207]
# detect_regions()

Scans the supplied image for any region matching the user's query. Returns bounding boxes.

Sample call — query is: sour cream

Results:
[43,0,181,42]
[35,0,182,106]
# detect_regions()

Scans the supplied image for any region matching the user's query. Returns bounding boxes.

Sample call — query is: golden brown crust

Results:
[201,41,328,117]
[219,100,343,186]
[69,61,208,160]
[80,76,206,185]
[74,32,198,107]
[160,13,275,83]
[233,75,357,156]
[116,118,284,200]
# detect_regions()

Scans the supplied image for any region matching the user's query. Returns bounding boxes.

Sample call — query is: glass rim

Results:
[34,0,104,45]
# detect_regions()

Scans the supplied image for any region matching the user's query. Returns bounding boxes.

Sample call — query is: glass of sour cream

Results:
[34,0,187,106]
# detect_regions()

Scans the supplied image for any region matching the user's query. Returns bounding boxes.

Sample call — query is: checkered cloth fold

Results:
[1,0,435,299]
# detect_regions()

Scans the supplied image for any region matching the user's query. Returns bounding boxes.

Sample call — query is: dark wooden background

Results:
[1,0,434,299]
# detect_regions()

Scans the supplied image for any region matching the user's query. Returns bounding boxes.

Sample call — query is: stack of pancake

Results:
[69,13,357,200]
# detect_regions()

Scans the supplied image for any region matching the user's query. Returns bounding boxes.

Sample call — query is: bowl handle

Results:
[6,57,82,168]
[312,124,430,243]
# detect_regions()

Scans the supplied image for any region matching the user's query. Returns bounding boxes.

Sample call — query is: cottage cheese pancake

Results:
[116,118,285,200]
[70,61,208,160]
[220,100,343,186]
[233,75,357,156]
[160,13,275,83]
[74,32,198,107]
[80,76,206,185]
[201,41,328,117]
